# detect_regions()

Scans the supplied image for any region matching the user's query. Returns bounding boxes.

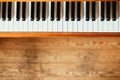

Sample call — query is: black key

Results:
[101,1,104,21]
[65,2,69,21]
[42,2,46,21]
[92,2,96,21]
[8,2,12,21]
[57,2,61,21]
[106,1,111,21]
[2,2,6,21]
[77,1,81,21]
[16,2,20,21]
[22,2,26,21]
[112,1,116,21]
[31,2,35,21]
[86,2,90,21]
[51,2,55,21]
[71,2,75,21]
[36,2,40,21]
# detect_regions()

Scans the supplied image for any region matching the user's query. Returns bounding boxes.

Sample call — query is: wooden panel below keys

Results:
[0,37,120,80]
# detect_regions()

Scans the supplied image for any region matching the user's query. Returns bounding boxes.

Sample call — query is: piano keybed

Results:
[0,0,120,32]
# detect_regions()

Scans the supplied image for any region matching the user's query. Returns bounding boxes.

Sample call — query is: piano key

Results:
[65,1,69,21]
[51,2,55,21]
[101,1,104,21]
[63,1,68,32]
[73,2,78,32]
[113,1,118,32]
[42,2,46,21]
[36,2,40,21]
[78,2,83,32]
[109,2,115,32]
[16,2,21,21]
[56,2,61,21]
[106,1,111,21]
[31,2,35,21]
[22,2,26,21]
[23,2,28,31]
[0,2,3,31]
[52,2,58,32]
[84,1,89,32]
[112,1,116,21]
[99,1,103,32]
[86,1,90,21]
[118,1,120,32]
[18,2,24,32]
[48,2,53,32]
[92,1,96,21]
[88,2,93,32]
[7,2,14,31]
[93,2,99,32]
[57,2,63,32]
[42,2,48,32]
[14,2,18,31]
[8,2,12,21]
[77,1,81,21]
[104,1,109,32]
[71,1,75,21]
[29,2,33,31]
[2,2,7,21]
[67,2,73,32]
[33,2,39,32]
[3,2,8,31]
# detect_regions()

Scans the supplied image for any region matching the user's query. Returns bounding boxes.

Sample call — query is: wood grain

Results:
[0,32,119,37]
[0,37,120,80]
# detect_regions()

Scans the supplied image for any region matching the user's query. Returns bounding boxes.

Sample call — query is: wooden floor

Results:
[0,37,120,80]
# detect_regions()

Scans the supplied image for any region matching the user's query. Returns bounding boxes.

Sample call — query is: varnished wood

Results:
[0,37,120,80]
[0,32,119,37]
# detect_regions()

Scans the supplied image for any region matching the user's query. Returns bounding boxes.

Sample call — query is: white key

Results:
[88,2,93,32]
[18,2,24,32]
[43,2,49,32]
[52,2,57,32]
[14,2,18,32]
[0,2,3,32]
[103,2,108,32]
[38,2,43,32]
[93,2,99,32]
[57,2,63,32]
[28,2,33,32]
[22,2,28,32]
[33,2,39,32]
[78,2,84,32]
[47,2,52,32]
[84,2,89,32]
[99,1,103,32]
[73,2,78,32]
[3,2,8,32]
[114,2,119,32]
[5,3,14,32]
[68,2,73,32]
[109,2,113,32]
[63,1,68,32]
[115,1,120,32]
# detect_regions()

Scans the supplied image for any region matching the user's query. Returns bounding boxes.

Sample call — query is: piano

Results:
[0,0,120,37]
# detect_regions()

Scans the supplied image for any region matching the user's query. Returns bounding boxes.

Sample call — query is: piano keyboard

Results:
[0,1,120,32]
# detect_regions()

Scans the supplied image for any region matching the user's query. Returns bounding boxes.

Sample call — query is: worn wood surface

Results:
[0,37,120,80]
